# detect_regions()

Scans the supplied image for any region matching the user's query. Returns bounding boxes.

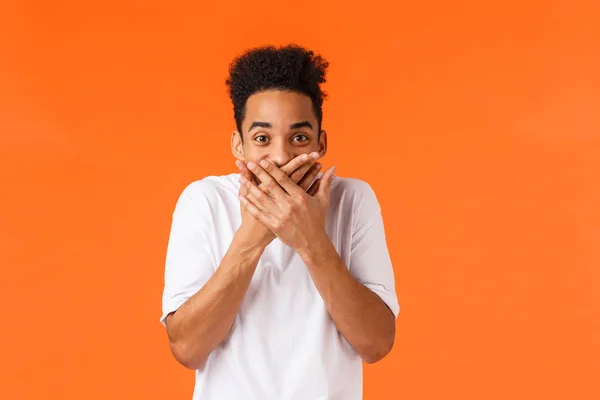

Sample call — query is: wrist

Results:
[296,230,333,264]
[235,223,271,251]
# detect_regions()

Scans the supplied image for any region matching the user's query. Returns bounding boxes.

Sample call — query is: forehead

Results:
[243,90,316,128]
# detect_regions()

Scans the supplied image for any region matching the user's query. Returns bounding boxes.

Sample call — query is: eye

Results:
[292,134,309,143]
[254,135,270,144]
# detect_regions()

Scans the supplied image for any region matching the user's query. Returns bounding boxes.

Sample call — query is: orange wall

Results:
[1,1,599,399]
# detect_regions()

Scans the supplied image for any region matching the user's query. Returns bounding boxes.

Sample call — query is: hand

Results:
[238,159,337,251]
[235,153,322,248]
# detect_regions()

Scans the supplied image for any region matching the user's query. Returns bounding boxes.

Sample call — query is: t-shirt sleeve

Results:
[348,182,400,318]
[160,182,217,326]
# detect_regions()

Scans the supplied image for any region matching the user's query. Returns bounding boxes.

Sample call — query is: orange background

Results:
[1,1,599,399]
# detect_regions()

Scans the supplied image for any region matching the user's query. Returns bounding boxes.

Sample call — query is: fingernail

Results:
[247,161,256,170]
[260,159,269,168]
[315,163,321,169]
[312,152,319,159]
[301,154,308,162]
[235,161,243,170]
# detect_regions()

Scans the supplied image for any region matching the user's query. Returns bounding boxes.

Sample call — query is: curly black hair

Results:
[225,44,329,138]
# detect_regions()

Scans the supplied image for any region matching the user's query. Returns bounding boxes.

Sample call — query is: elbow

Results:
[169,339,208,370]
[165,313,209,370]
[362,338,394,364]
[361,325,396,364]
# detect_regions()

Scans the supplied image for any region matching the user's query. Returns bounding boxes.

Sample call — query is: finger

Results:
[246,192,269,212]
[297,162,322,191]
[247,161,289,199]
[242,168,270,211]
[236,160,251,195]
[239,194,278,228]
[235,160,270,212]
[285,152,321,183]
[255,159,304,197]
[280,152,319,179]
[316,166,337,201]
[287,158,315,184]
[239,174,278,212]
[307,178,321,196]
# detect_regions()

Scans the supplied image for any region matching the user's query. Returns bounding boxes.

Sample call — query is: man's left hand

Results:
[238,159,337,251]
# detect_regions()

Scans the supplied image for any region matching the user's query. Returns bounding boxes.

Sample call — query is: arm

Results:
[238,160,399,364]
[296,233,396,364]
[162,154,323,369]
[165,226,265,370]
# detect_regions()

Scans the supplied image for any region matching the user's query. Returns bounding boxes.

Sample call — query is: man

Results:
[160,44,399,399]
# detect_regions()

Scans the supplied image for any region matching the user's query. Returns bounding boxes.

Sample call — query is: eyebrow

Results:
[290,121,313,130]
[248,120,313,133]
[248,121,272,132]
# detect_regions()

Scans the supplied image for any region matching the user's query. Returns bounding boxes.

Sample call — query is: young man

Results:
[160,44,399,400]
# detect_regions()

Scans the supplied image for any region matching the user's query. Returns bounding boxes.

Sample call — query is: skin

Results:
[231,90,329,248]
[165,90,395,370]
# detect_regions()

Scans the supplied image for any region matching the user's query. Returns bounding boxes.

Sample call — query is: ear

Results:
[231,131,245,161]
[318,129,328,158]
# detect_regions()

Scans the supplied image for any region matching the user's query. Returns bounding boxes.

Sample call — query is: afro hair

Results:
[225,44,329,137]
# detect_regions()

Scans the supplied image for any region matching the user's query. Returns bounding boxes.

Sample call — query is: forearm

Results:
[165,228,265,369]
[298,233,396,364]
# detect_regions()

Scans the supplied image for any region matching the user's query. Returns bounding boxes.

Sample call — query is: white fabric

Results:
[160,173,399,400]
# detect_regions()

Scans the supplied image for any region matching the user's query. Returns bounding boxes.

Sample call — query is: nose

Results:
[267,142,294,168]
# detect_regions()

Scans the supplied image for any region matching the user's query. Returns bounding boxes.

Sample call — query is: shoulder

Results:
[330,176,376,197]
[178,173,239,199]
[173,173,240,212]
[329,176,381,217]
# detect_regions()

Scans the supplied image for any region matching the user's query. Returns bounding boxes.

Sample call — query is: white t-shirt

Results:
[160,173,399,400]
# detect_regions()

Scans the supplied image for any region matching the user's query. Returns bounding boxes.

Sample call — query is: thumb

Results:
[316,166,337,201]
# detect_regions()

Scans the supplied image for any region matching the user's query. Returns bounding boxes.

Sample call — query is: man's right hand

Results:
[235,152,322,248]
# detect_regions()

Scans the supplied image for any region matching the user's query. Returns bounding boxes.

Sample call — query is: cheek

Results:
[298,143,320,156]
[243,149,270,167]
[241,145,261,161]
